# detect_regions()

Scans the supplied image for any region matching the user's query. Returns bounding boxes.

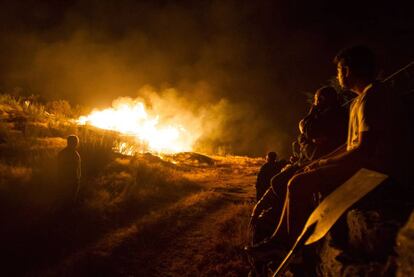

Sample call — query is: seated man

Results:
[255,152,286,201]
[249,46,412,264]
[250,85,349,244]
[247,86,350,276]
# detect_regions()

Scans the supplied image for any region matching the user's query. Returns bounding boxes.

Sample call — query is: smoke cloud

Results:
[1,0,413,156]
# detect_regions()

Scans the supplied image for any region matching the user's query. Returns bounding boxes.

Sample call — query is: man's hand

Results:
[312,137,328,145]
[318,158,329,167]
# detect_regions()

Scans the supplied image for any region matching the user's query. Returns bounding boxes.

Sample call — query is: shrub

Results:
[46,100,73,118]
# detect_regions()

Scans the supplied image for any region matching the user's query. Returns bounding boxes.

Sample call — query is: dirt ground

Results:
[37,156,259,277]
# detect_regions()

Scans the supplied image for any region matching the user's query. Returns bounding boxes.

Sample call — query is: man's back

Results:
[256,161,284,200]
[352,83,413,186]
[58,147,81,183]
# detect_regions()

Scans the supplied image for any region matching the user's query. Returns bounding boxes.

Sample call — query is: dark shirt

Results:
[256,161,284,201]
[349,82,412,186]
[57,147,81,184]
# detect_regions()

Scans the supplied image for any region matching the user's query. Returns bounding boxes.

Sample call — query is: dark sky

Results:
[1,0,413,156]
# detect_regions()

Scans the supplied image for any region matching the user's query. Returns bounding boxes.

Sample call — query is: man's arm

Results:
[321,143,347,159]
[319,131,374,167]
[256,167,264,187]
[304,143,347,170]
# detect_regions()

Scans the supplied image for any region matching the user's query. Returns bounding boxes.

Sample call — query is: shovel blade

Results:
[304,168,388,245]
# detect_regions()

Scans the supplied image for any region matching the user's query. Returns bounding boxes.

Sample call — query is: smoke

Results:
[90,86,292,156]
[1,0,413,156]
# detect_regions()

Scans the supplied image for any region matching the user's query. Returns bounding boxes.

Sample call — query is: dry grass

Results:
[0,93,258,276]
[1,149,201,275]
[44,191,254,277]
[0,94,197,274]
[186,203,253,277]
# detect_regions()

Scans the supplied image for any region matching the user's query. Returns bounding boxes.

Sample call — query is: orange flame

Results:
[77,98,196,153]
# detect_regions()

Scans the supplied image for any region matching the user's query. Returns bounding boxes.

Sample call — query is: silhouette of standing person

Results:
[57,135,81,208]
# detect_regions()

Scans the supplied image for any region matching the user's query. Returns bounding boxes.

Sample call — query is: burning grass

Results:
[0,93,259,276]
[0,94,199,274]
[76,95,202,153]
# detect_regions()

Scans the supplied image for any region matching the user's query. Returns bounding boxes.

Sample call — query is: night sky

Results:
[1,0,413,156]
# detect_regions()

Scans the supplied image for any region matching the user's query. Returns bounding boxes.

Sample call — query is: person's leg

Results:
[252,165,300,243]
[283,164,360,241]
[245,166,302,266]
[247,163,360,264]
[249,189,276,275]
[252,188,277,244]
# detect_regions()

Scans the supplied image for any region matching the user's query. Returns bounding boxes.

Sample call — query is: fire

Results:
[77,98,196,153]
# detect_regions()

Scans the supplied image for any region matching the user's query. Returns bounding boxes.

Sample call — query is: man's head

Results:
[334,46,377,92]
[67,135,79,149]
[266,151,277,162]
[314,86,338,108]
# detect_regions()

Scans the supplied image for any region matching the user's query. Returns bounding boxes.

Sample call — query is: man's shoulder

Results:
[260,162,270,169]
[365,82,390,97]
[260,162,276,170]
[58,148,80,159]
[354,82,385,107]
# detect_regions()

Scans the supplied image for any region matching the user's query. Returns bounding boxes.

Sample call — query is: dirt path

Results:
[41,163,257,276]
[123,171,256,277]
[140,170,256,277]
[153,201,247,276]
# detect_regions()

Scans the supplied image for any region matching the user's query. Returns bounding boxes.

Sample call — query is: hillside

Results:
[0,94,260,276]
[2,94,413,277]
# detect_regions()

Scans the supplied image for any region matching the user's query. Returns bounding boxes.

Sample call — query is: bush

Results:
[46,100,73,118]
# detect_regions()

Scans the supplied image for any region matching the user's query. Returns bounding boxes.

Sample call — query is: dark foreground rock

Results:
[318,209,400,276]
[316,182,413,277]
[396,212,414,277]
